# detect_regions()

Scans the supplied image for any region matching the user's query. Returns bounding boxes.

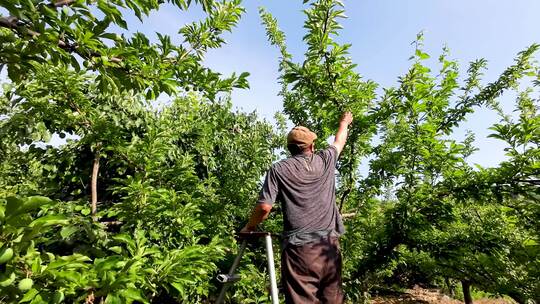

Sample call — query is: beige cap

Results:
[287,126,317,147]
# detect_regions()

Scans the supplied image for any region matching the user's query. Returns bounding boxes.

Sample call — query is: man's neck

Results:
[299,150,313,157]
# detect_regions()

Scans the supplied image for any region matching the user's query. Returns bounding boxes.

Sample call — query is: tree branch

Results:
[341,212,357,219]
[320,3,342,110]
[516,179,540,185]
[91,148,101,220]
[52,0,76,7]
[339,132,357,212]
[0,15,122,64]
[338,187,351,212]
[0,16,18,30]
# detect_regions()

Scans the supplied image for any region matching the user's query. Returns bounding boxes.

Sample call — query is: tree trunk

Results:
[91,151,100,219]
[507,291,528,304]
[461,280,473,304]
[445,277,454,297]
[361,291,369,304]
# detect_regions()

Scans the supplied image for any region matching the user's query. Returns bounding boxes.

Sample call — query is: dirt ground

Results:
[370,285,515,304]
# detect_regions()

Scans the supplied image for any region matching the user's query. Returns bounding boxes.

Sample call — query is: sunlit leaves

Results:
[0,0,248,99]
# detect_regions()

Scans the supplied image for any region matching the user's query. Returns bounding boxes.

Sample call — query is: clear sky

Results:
[126,0,540,168]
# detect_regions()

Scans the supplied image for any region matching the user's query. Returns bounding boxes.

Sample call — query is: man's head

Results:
[287,126,317,155]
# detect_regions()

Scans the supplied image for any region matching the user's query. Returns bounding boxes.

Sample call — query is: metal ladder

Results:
[215,231,279,304]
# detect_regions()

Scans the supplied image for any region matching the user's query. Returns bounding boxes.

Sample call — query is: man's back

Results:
[258,146,344,240]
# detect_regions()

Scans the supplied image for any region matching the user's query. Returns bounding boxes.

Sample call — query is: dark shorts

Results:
[281,236,344,304]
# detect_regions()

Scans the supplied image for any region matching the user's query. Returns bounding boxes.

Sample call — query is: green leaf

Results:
[113,234,136,251]
[81,208,91,216]
[415,49,430,60]
[29,293,48,304]
[29,215,68,228]
[20,288,39,303]
[60,226,79,239]
[109,246,123,254]
[23,196,52,213]
[5,196,24,217]
[171,281,185,295]
[120,288,146,303]
[52,291,65,304]
[105,294,122,304]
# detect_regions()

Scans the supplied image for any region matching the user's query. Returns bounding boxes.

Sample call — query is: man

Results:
[241,112,353,304]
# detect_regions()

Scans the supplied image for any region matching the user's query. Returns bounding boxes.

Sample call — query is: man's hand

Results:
[240,225,256,234]
[340,112,353,126]
[332,112,353,155]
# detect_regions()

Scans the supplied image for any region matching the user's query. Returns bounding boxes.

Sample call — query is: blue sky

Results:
[128,0,539,168]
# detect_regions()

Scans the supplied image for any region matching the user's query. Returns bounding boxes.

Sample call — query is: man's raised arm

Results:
[332,112,353,155]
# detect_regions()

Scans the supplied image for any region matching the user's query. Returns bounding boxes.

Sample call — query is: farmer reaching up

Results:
[241,112,353,304]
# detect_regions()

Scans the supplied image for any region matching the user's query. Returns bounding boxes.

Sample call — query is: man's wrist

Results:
[245,223,257,230]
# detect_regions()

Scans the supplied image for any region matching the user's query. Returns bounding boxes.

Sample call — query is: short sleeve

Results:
[318,145,339,166]
[257,166,279,205]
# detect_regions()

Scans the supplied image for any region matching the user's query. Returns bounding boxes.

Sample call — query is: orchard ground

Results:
[370,286,515,304]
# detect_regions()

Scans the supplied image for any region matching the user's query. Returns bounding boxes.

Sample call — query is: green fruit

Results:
[0,247,14,264]
[0,272,16,287]
[18,278,33,291]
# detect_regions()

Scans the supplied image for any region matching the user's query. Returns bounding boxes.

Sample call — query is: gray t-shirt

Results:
[257,146,345,245]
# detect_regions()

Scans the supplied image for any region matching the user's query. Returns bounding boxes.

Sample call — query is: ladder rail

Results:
[265,234,279,304]
[215,232,280,304]
[215,240,247,304]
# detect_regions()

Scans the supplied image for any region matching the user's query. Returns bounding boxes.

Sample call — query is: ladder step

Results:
[217,274,241,283]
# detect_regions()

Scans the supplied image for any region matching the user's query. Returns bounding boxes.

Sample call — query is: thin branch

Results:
[68,101,92,127]
[339,130,358,212]
[338,187,351,212]
[0,16,122,64]
[320,3,342,110]
[100,220,123,226]
[516,179,540,185]
[341,212,357,219]
[91,149,100,219]
[52,0,76,7]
